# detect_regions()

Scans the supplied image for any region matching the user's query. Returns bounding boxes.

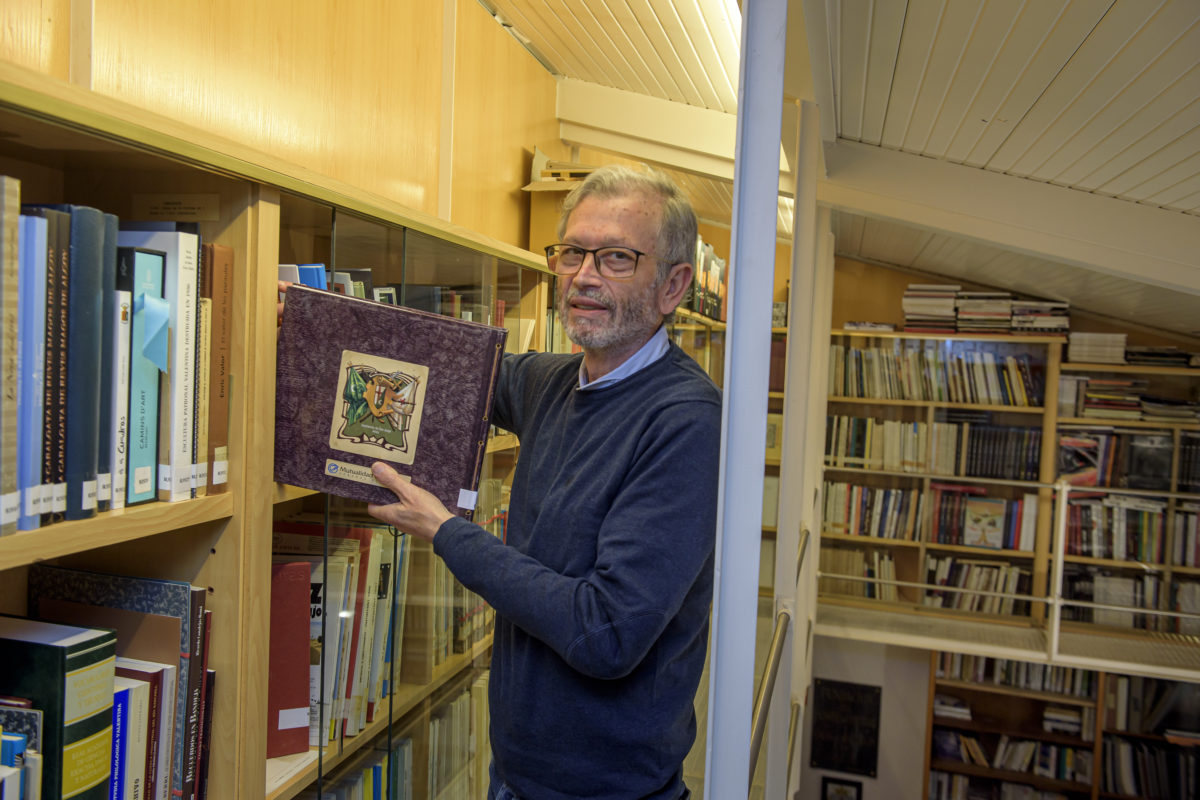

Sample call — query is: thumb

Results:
[371,461,407,495]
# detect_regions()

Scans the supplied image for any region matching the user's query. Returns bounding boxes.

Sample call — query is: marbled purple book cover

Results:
[274,285,506,516]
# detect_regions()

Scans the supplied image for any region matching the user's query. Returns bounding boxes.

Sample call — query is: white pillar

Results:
[704,0,790,797]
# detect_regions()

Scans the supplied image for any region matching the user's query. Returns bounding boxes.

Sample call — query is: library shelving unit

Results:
[815,324,1200,677]
[0,61,549,800]
[1054,361,1200,639]
[925,651,1200,800]
[819,329,1062,621]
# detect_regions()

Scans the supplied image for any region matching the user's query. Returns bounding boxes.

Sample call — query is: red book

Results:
[267,562,311,758]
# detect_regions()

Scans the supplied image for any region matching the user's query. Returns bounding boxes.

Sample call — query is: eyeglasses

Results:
[544,243,659,280]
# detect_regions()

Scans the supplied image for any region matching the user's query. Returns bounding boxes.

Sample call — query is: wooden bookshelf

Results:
[0,62,548,800]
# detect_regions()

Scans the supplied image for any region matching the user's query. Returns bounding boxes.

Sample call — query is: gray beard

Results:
[559,284,662,352]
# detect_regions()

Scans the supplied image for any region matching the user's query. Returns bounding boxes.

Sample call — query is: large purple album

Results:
[274,285,506,516]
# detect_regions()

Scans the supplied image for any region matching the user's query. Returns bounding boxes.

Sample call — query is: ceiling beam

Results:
[818,140,1200,295]
[556,77,794,192]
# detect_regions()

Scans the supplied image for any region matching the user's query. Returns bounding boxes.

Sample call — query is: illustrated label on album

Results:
[274,285,506,514]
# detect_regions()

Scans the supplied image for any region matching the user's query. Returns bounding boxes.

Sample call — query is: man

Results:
[368,165,722,799]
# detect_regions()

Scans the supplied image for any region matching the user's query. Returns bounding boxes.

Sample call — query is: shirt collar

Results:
[578,325,670,391]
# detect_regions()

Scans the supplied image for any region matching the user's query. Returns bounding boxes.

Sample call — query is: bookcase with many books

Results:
[819,329,1060,618]
[0,63,549,800]
[818,321,1200,642]
[925,651,1200,800]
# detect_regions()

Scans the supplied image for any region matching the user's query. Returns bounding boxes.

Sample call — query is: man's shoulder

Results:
[657,345,722,405]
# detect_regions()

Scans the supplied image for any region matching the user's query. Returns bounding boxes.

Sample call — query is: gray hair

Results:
[557,164,698,282]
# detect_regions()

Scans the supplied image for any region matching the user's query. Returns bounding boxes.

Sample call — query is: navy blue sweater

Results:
[434,344,722,799]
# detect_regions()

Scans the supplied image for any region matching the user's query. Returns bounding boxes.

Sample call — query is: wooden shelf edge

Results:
[0,494,235,571]
[833,329,1067,344]
[486,432,519,453]
[935,677,1096,707]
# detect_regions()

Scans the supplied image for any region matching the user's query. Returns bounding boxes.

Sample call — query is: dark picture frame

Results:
[821,776,863,800]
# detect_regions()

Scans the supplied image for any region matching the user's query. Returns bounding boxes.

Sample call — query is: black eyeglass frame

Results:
[543,243,665,280]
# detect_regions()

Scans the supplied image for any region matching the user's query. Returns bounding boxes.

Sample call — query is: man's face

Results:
[556,192,666,354]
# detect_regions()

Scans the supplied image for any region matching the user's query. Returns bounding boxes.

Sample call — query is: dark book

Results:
[27,565,207,800]
[274,285,507,514]
[96,212,119,512]
[195,669,214,800]
[23,206,70,523]
[52,204,107,519]
[0,614,117,800]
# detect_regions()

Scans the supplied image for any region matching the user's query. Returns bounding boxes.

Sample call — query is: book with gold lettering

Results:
[274,285,506,516]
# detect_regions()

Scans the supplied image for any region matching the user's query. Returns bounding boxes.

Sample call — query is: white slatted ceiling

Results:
[482,0,1200,335]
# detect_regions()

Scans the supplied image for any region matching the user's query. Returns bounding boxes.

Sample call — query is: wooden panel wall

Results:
[451,0,563,247]
[0,0,71,78]
[2,0,564,246]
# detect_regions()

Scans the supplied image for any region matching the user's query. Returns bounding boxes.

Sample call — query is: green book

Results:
[0,614,116,800]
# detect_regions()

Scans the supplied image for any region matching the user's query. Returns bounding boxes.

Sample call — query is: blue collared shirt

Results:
[577,325,670,391]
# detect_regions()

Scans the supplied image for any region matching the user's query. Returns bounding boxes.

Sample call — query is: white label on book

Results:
[1,492,19,524]
[457,489,478,510]
[323,459,410,489]
[23,485,44,516]
[50,482,67,512]
[158,464,172,491]
[133,466,153,494]
[97,472,111,502]
[212,458,228,485]
[278,707,310,731]
[82,480,98,511]
[193,462,208,489]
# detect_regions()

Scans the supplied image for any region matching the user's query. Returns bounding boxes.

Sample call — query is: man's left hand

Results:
[367,462,456,542]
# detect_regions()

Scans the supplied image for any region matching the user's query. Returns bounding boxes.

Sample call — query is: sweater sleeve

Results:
[433,397,720,679]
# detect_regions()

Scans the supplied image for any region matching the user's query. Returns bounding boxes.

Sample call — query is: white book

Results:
[110,287,132,511]
[347,531,383,734]
[116,229,199,502]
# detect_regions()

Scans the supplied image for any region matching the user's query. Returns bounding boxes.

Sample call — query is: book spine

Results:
[114,666,161,800]
[163,236,198,503]
[95,213,119,512]
[110,684,130,800]
[17,215,48,530]
[63,206,107,520]
[110,285,132,513]
[192,299,210,498]
[202,244,232,495]
[0,177,19,534]
[124,249,164,505]
[38,209,70,523]
[179,590,206,800]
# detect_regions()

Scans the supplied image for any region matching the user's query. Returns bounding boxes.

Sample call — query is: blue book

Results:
[17,214,48,530]
[1,730,27,798]
[119,247,166,505]
[296,263,327,289]
[57,205,107,520]
[95,213,119,512]
[109,682,130,800]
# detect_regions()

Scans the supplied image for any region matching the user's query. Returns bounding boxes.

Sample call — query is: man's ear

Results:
[658,262,693,314]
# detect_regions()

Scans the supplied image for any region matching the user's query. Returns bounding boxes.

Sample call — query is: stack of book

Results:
[932,693,972,721]
[1010,298,1070,335]
[901,284,959,333]
[1125,345,1200,367]
[1068,332,1127,364]
[955,291,1013,335]
[1140,396,1200,423]
[1078,377,1148,419]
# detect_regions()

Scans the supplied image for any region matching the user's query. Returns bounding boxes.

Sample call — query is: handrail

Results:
[786,700,801,796]
[748,608,792,796]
